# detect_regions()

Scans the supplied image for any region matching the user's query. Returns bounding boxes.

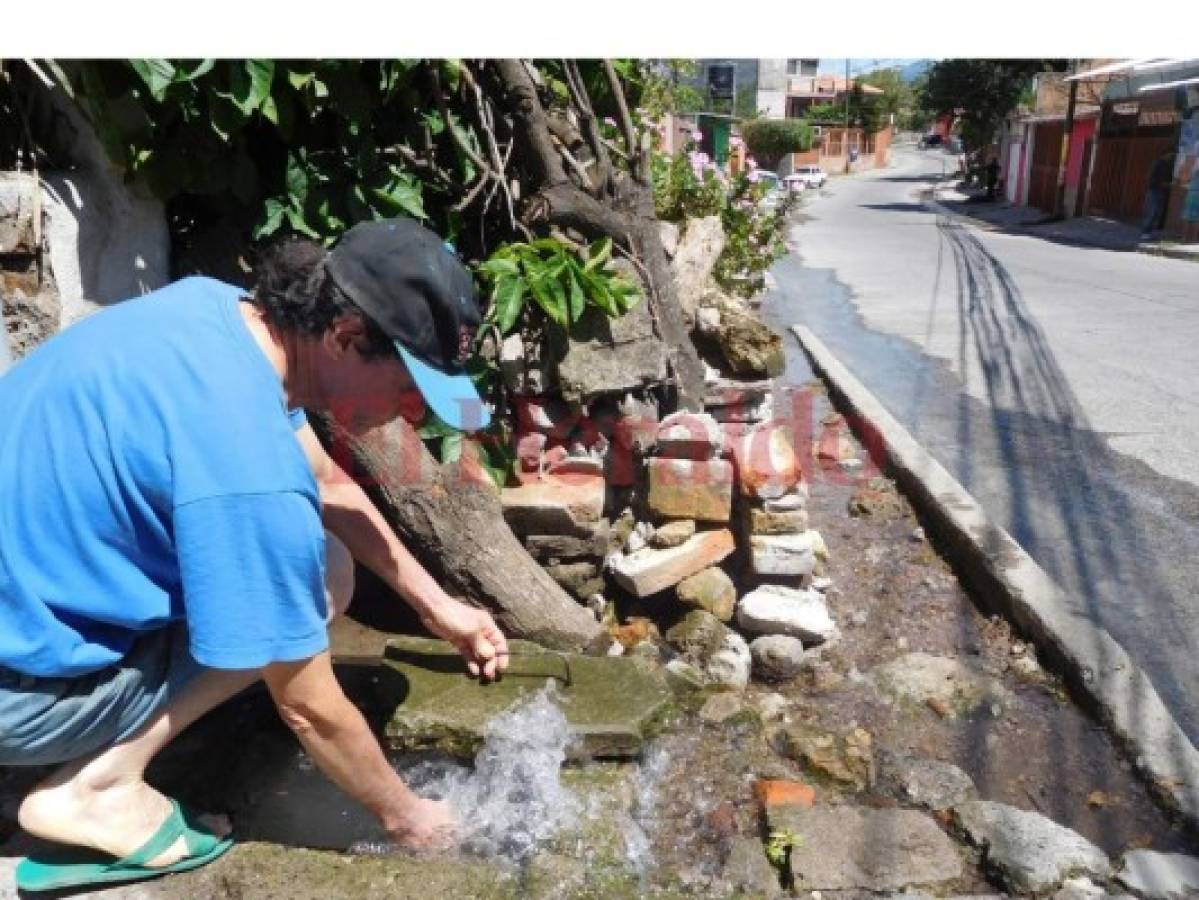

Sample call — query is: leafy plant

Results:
[740,118,814,169]
[651,151,726,222]
[713,171,789,297]
[475,237,640,335]
[764,827,803,871]
[50,60,452,245]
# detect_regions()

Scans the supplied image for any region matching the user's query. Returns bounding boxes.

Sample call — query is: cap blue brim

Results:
[396,344,491,432]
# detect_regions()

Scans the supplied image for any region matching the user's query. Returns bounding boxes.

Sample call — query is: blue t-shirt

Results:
[0,277,328,676]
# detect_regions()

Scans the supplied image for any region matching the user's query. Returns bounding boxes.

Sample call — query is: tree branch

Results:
[562,60,611,196]
[602,59,647,184]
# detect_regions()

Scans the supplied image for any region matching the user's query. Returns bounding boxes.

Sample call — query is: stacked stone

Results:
[709,380,837,684]
[602,409,749,687]
[501,395,613,603]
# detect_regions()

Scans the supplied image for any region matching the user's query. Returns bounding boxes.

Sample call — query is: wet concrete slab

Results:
[380,637,674,759]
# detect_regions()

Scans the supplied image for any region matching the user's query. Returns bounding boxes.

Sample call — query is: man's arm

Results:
[294,422,508,679]
[262,651,454,846]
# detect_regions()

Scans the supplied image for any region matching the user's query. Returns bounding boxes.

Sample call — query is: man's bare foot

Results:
[18,774,230,867]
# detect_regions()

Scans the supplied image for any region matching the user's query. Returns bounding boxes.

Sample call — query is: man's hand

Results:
[385,796,459,852]
[420,598,509,681]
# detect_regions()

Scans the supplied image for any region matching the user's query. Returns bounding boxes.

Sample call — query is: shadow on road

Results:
[859,202,932,214]
[934,214,1199,834]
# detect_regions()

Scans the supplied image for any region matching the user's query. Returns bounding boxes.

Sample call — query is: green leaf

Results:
[585,237,612,272]
[439,433,464,466]
[254,198,288,239]
[245,60,275,111]
[567,270,586,322]
[370,175,427,220]
[527,275,567,327]
[421,110,446,135]
[441,59,463,92]
[285,152,309,202]
[173,59,215,82]
[478,258,520,278]
[129,59,176,101]
[491,275,526,334]
[288,70,316,91]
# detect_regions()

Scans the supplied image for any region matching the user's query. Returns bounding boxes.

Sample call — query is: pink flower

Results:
[747,170,760,183]
[603,117,617,127]
[692,129,704,142]
[746,157,758,170]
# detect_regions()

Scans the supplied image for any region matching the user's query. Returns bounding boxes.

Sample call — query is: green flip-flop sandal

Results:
[14,800,234,893]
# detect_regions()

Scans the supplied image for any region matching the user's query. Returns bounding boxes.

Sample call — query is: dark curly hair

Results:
[248,237,394,359]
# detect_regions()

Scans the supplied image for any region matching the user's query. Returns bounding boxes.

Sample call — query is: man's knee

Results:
[325,532,355,621]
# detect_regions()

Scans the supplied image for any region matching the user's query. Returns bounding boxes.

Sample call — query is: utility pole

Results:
[1053,61,1079,219]
[844,58,852,175]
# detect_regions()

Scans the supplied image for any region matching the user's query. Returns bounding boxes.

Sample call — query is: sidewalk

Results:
[932,182,1199,261]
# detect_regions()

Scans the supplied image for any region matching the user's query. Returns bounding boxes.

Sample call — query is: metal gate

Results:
[1027,121,1064,213]
[1086,134,1178,223]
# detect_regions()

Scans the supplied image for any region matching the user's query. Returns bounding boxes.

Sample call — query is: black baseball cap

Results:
[326,218,490,431]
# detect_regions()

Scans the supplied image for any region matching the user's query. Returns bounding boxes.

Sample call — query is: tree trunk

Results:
[492,60,706,411]
[312,412,607,653]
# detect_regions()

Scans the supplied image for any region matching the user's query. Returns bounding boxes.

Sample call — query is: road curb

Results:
[791,324,1199,833]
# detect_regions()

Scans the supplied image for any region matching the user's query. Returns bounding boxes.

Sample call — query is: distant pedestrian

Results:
[985,157,1001,201]
[1140,152,1176,239]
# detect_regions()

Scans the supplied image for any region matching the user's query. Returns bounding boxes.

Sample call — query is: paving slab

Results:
[380,637,674,759]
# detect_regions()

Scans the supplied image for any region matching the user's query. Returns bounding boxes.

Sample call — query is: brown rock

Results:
[776,726,876,791]
[732,423,803,501]
[743,505,810,536]
[610,617,658,650]
[649,519,696,548]
[611,530,736,598]
[647,457,733,523]
[501,473,605,536]
[848,486,904,518]
[676,567,737,621]
[716,307,785,377]
[753,779,816,811]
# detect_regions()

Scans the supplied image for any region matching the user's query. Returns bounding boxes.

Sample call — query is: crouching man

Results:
[0,219,508,892]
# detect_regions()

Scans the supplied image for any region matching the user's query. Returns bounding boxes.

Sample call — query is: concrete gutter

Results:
[791,324,1199,833]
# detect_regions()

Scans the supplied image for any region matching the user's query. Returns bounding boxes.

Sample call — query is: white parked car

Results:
[788,165,828,190]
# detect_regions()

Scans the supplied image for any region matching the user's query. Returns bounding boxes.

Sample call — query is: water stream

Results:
[353,687,586,862]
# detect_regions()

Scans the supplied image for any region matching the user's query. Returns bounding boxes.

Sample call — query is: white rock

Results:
[952,801,1111,894]
[750,635,806,680]
[703,631,751,690]
[607,641,626,657]
[765,483,810,512]
[1117,850,1199,899]
[811,576,834,592]
[657,411,724,459]
[626,531,647,553]
[737,584,836,644]
[749,530,820,577]
[754,692,790,720]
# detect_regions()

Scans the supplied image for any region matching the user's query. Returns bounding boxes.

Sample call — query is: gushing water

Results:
[352,686,581,862]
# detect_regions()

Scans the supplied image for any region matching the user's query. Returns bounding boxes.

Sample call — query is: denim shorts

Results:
[0,624,206,766]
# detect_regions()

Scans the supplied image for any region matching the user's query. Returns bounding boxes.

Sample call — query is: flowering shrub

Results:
[712,171,789,297]
[651,150,726,221]
[651,145,789,298]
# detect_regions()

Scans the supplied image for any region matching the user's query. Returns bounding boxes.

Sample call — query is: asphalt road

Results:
[770,144,1199,744]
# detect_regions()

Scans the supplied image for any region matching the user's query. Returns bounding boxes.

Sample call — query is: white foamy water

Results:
[352,686,581,862]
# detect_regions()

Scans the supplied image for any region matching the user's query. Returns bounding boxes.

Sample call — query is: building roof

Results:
[786,75,884,99]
